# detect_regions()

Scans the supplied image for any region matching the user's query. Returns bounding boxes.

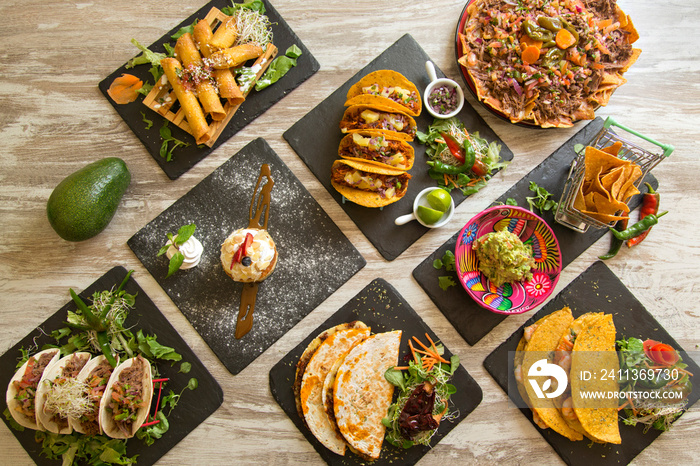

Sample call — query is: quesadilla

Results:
[99,355,153,439]
[6,348,60,430]
[344,70,421,117]
[333,330,402,460]
[330,159,411,208]
[300,324,371,455]
[35,351,92,434]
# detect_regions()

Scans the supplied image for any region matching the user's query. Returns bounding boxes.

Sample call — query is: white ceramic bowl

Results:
[424,61,464,119]
[394,187,455,228]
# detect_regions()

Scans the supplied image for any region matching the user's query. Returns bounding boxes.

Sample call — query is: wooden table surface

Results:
[1,0,698,464]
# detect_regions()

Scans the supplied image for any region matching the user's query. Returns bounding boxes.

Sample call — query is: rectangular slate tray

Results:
[483,260,699,465]
[283,33,513,261]
[269,278,483,465]
[99,0,320,180]
[127,138,366,375]
[0,266,223,466]
[412,117,658,345]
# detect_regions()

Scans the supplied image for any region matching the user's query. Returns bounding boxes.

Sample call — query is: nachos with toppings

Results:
[458,0,641,127]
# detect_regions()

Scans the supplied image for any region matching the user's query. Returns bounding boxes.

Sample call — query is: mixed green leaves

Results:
[525,181,558,214]
[255,45,302,91]
[158,121,190,162]
[433,250,457,290]
[157,223,197,277]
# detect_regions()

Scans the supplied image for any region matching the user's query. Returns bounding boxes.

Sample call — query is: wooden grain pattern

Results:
[1,0,698,464]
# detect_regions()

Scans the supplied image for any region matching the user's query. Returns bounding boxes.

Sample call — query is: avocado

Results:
[47,157,131,242]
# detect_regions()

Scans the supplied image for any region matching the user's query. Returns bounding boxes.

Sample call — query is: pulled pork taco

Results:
[6,348,60,430]
[344,70,421,117]
[70,355,117,436]
[35,351,92,434]
[331,159,411,208]
[338,132,414,171]
[340,105,417,141]
[99,355,153,439]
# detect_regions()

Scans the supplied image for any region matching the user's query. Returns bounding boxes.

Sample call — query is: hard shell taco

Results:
[5,348,60,430]
[339,104,417,141]
[99,355,153,439]
[338,132,414,171]
[344,70,422,117]
[35,351,92,434]
[69,354,117,436]
[330,159,411,208]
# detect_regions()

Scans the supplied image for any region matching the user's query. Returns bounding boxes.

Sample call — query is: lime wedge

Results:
[416,205,445,225]
[426,188,451,213]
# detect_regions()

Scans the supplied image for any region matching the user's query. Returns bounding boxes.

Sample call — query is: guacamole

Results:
[473,230,535,287]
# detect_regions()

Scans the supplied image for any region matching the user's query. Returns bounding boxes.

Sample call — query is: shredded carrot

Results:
[425,333,449,363]
[556,29,577,50]
[393,366,410,371]
[408,340,420,364]
[618,399,630,411]
[107,74,143,104]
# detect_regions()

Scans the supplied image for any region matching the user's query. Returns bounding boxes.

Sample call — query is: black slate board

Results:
[127,138,366,375]
[99,0,320,180]
[269,278,483,465]
[283,33,513,261]
[0,266,223,466]
[483,260,700,465]
[412,117,658,345]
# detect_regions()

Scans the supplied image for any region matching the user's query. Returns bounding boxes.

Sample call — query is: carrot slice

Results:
[521,45,541,65]
[520,35,543,49]
[556,29,577,49]
[107,74,143,104]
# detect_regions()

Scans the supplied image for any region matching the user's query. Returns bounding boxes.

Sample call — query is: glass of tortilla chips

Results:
[555,117,673,233]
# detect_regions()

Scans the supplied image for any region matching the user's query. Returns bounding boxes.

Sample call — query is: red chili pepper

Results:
[230,232,254,269]
[440,132,465,163]
[471,159,489,177]
[626,182,659,248]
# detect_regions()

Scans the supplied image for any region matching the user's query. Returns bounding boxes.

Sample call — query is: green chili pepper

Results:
[537,16,563,32]
[599,218,628,260]
[462,140,476,171]
[427,160,471,175]
[541,48,566,67]
[522,20,553,42]
[97,332,118,367]
[610,211,668,240]
[70,289,106,332]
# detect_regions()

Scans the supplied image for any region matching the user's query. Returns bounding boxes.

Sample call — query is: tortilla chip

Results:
[622,16,640,44]
[591,191,629,215]
[580,210,628,223]
[600,141,623,156]
[620,48,642,73]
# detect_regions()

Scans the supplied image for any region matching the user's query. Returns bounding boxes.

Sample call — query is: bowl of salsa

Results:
[454,205,562,314]
[424,61,464,119]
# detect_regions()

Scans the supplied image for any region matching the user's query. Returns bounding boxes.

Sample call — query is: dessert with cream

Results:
[220,228,277,282]
[166,234,204,269]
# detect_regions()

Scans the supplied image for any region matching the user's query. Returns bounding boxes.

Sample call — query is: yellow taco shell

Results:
[344,69,421,116]
[339,104,417,141]
[330,159,411,208]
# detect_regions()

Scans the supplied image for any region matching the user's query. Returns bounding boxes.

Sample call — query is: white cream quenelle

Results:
[166,235,204,269]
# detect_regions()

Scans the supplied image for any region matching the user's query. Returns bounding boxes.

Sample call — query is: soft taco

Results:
[70,354,117,436]
[332,330,402,460]
[35,351,92,434]
[570,314,621,444]
[338,132,414,171]
[344,70,421,117]
[330,159,411,208]
[6,348,60,430]
[299,323,371,455]
[515,307,583,441]
[339,104,417,141]
[99,355,153,439]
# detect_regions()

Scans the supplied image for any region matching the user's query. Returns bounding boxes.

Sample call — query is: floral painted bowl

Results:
[455,205,562,315]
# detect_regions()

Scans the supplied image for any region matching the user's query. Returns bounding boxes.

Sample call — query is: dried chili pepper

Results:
[610,211,668,241]
[599,218,628,260]
[626,182,660,247]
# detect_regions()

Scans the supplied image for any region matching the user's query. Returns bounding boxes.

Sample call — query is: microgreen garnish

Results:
[526,181,558,213]
[158,121,190,162]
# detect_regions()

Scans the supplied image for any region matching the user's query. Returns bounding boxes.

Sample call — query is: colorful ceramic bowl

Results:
[455,206,562,315]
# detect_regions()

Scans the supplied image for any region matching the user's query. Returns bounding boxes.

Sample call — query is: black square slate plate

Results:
[483,261,699,465]
[0,266,223,466]
[269,278,483,465]
[412,118,658,345]
[99,0,320,180]
[128,138,366,375]
[283,33,513,261]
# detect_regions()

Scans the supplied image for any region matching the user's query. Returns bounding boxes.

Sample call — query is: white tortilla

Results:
[5,348,60,431]
[69,354,115,435]
[301,326,370,455]
[333,330,401,460]
[99,355,153,439]
[35,351,92,434]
